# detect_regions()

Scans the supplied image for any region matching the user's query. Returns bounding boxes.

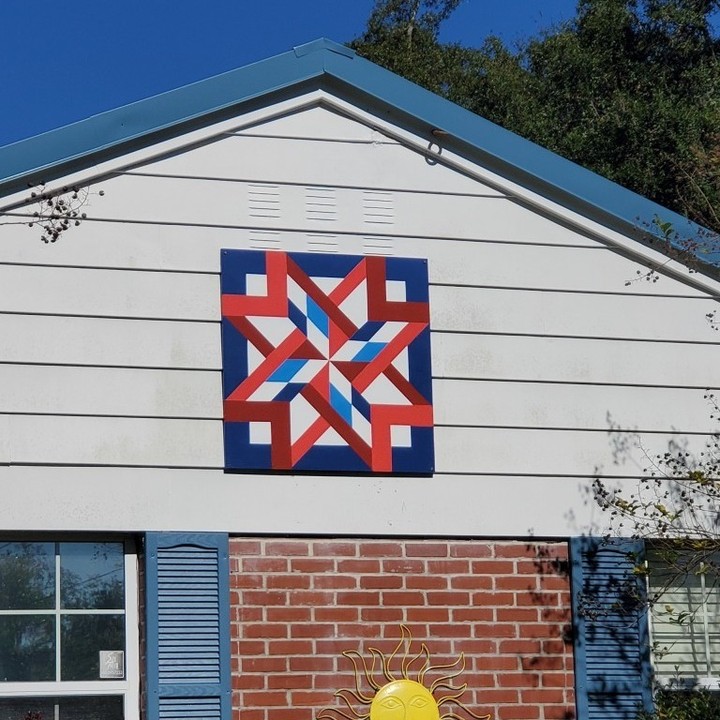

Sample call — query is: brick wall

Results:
[230,539,575,720]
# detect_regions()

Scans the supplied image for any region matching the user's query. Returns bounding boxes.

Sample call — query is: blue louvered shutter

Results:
[145,532,230,720]
[570,537,653,720]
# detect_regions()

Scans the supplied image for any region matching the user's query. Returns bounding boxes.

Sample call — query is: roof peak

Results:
[293,38,356,59]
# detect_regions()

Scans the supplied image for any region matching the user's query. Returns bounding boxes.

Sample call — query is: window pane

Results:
[60,542,124,610]
[0,696,124,720]
[0,542,55,610]
[61,615,124,681]
[0,616,55,682]
[0,696,54,720]
[61,695,124,720]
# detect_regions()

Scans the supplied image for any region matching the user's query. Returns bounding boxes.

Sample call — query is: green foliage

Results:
[638,687,720,719]
[351,0,720,234]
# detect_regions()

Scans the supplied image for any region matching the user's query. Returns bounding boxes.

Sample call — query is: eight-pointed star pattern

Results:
[221,250,434,473]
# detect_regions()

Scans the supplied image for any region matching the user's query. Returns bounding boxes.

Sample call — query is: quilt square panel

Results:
[220,249,434,474]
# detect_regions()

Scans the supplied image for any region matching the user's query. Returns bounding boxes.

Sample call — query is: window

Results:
[0,540,139,720]
[648,549,720,688]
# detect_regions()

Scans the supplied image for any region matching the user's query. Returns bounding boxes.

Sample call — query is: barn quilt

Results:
[220,249,434,473]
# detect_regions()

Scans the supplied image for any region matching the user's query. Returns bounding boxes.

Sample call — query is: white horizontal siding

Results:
[0,464,634,536]
[0,314,221,368]
[33,172,593,245]
[433,333,720,387]
[135,130,503,196]
[0,220,705,297]
[2,313,719,387]
[1,265,716,343]
[1,366,714,434]
[2,414,708,479]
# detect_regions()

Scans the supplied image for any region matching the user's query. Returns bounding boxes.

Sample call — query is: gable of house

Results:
[0,38,717,720]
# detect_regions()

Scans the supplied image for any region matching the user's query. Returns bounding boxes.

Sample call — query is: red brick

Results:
[496,607,539,622]
[337,591,380,605]
[542,640,568,654]
[337,623,382,638]
[231,573,264,589]
[288,590,335,606]
[233,674,265,689]
[498,672,540,688]
[544,707,576,720]
[382,559,425,573]
[314,607,359,622]
[474,655,518,671]
[267,575,311,590]
[337,559,381,573]
[235,640,266,655]
[429,622,472,638]
[231,540,263,554]
[472,591,514,606]
[381,591,425,606]
[471,560,516,574]
[499,639,542,654]
[242,557,289,572]
[427,591,469,605]
[266,607,311,622]
[451,576,492,590]
[520,689,566,704]
[539,576,571,591]
[361,607,404,622]
[494,544,535,558]
[312,541,357,556]
[268,640,314,655]
[474,623,516,638]
[517,592,558,607]
[475,689,519,703]
[541,608,571,623]
[267,673,312,690]
[497,706,540,720]
[406,575,447,590]
[522,624,559,639]
[451,607,494,622]
[314,575,357,590]
[242,657,287,673]
[267,709,314,720]
[233,607,263,622]
[235,709,264,720]
[453,639,496,654]
[359,542,403,557]
[541,672,571,686]
[243,590,287,606]
[426,560,470,574]
[521,656,565,672]
[316,639,363,655]
[245,624,288,639]
[405,543,448,557]
[495,576,537,591]
[291,558,335,573]
[406,607,449,622]
[289,657,334,672]
[290,623,335,639]
[291,691,333,704]
[265,541,310,556]
[449,542,493,558]
[361,575,403,589]
[244,691,289,706]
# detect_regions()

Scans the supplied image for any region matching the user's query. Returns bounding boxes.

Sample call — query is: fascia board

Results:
[320,49,719,274]
[0,47,328,198]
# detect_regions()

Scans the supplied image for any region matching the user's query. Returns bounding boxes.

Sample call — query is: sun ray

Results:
[316,627,492,720]
[429,654,465,694]
[343,650,380,699]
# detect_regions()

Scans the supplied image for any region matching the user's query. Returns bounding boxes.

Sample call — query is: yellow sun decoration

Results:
[317,625,491,720]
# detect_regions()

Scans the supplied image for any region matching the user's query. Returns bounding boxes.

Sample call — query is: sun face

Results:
[370,680,439,720]
[317,625,490,720]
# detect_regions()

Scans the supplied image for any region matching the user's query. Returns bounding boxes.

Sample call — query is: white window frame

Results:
[647,549,720,690]
[0,537,140,720]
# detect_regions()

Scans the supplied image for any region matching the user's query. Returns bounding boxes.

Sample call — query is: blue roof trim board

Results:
[1,38,717,275]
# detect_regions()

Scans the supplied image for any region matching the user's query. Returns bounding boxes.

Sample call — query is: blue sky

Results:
[0,1,580,147]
